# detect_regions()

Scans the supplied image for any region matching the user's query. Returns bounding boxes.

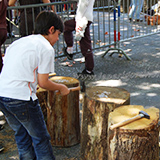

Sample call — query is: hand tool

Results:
[56,80,86,94]
[110,110,150,130]
[49,72,56,77]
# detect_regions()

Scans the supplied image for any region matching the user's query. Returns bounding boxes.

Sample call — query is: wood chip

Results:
[134,29,140,31]
[58,51,63,54]
[63,57,67,61]
[66,62,70,65]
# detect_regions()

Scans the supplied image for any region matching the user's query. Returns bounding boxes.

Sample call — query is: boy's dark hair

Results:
[34,11,64,35]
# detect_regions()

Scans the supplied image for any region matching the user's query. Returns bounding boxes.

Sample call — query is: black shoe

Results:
[7,32,15,39]
[7,33,10,39]
[77,69,94,80]
[10,32,15,38]
[0,144,4,152]
[63,47,73,60]
[135,19,143,22]
[0,124,4,131]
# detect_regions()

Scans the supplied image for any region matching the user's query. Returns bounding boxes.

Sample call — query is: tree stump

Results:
[36,87,48,121]
[81,86,130,160]
[36,73,56,120]
[47,76,80,147]
[109,105,159,160]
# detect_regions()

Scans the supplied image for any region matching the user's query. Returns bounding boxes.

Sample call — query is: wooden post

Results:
[36,87,48,120]
[81,86,130,160]
[47,76,80,147]
[36,73,56,120]
[109,105,159,160]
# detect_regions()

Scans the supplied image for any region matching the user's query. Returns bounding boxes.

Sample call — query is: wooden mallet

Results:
[55,80,86,94]
[110,110,150,130]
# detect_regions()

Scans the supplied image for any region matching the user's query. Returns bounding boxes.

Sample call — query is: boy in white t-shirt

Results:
[0,11,69,160]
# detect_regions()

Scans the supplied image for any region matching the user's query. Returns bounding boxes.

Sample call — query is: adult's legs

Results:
[0,28,7,73]
[135,0,141,20]
[63,19,76,60]
[20,12,38,37]
[64,18,76,47]
[6,10,15,38]
[79,21,94,72]
[129,0,136,19]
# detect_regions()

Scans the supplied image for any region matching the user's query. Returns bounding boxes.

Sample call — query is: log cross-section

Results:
[81,86,130,160]
[47,76,80,147]
[109,105,159,160]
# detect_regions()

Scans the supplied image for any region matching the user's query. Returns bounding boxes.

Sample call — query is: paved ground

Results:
[0,33,160,159]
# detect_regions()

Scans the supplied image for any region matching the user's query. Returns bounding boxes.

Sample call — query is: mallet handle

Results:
[110,114,143,130]
[56,86,80,95]
[49,72,56,77]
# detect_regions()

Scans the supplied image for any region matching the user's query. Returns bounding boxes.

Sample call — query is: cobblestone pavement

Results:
[0,33,160,159]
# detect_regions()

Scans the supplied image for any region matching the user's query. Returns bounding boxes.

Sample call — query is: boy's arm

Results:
[38,73,70,96]
[8,0,17,6]
[42,0,55,12]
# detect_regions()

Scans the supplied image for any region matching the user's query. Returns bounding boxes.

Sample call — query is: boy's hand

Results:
[59,84,70,96]
[38,74,70,95]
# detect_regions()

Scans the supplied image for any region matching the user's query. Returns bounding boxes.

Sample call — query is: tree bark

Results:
[36,87,48,121]
[47,76,80,147]
[109,105,159,160]
[81,86,130,160]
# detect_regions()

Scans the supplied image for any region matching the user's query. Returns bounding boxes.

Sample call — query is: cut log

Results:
[47,76,80,147]
[109,105,159,160]
[36,87,48,120]
[36,72,56,120]
[81,86,130,160]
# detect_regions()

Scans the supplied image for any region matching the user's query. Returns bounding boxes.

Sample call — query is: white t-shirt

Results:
[75,0,95,22]
[0,34,55,101]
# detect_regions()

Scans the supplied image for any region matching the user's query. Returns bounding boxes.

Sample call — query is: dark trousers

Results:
[0,28,7,73]
[64,18,94,71]
[20,9,39,37]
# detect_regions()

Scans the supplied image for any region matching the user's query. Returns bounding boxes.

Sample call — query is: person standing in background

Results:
[0,0,8,73]
[0,0,8,152]
[6,5,15,38]
[8,0,55,37]
[63,0,95,78]
[128,0,144,22]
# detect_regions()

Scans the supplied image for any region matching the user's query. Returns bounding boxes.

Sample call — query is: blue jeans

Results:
[0,97,55,160]
[129,0,144,20]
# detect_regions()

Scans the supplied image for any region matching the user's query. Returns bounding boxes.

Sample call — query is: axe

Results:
[110,110,150,130]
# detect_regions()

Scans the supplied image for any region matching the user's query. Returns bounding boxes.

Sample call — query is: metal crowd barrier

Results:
[2,0,160,59]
